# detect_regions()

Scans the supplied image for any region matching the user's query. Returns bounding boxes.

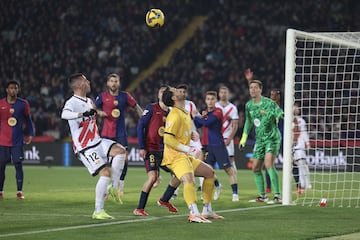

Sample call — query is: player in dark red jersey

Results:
[0,80,35,200]
[95,73,143,199]
[133,86,178,216]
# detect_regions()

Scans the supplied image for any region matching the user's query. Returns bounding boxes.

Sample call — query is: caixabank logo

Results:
[23,145,41,164]
[23,143,60,165]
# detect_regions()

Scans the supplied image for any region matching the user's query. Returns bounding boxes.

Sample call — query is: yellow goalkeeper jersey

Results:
[162,106,192,165]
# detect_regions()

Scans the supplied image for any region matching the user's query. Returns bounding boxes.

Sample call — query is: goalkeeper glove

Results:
[189,147,202,158]
[238,133,248,150]
[83,109,97,117]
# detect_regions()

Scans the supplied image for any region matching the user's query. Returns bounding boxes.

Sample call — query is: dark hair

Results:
[107,73,120,81]
[218,85,229,91]
[6,80,20,88]
[162,87,175,107]
[270,88,281,96]
[206,91,217,97]
[159,84,168,89]
[68,73,84,86]
[176,84,188,90]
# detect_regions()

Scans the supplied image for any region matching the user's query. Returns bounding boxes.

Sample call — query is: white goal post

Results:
[283,29,360,207]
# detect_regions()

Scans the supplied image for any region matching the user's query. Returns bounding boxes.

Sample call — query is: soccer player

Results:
[0,80,35,200]
[214,86,239,200]
[264,88,283,193]
[194,91,239,202]
[239,80,283,204]
[133,86,178,216]
[161,86,223,223]
[293,104,311,193]
[95,73,143,199]
[245,69,281,194]
[61,73,126,219]
[175,84,204,196]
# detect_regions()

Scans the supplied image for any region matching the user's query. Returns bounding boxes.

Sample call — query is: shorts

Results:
[0,146,24,164]
[293,148,307,161]
[164,155,202,180]
[106,136,128,150]
[253,139,280,161]
[76,139,116,176]
[224,139,235,157]
[144,151,163,172]
[205,145,232,169]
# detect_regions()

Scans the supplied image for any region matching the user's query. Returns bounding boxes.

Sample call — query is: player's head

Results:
[269,88,281,105]
[106,73,120,92]
[162,86,175,107]
[205,91,217,109]
[176,84,188,98]
[293,103,300,116]
[68,73,90,93]
[218,85,229,101]
[5,80,20,97]
[249,80,262,98]
[158,85,168,102]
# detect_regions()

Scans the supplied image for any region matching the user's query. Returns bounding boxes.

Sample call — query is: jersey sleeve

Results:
[194,110,221,127]
[190,101,198,112]
[126,92,137,107]
[230,105,239,120]
[242,102,252,135]
[24,100,35,136]
[94,94,103,108]
[274,103,284,119]
[137,104,153,149]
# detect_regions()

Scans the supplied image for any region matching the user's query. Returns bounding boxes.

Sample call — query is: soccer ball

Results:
[145,9,165,28]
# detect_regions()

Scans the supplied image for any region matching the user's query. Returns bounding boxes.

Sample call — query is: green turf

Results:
[0,166,359,240]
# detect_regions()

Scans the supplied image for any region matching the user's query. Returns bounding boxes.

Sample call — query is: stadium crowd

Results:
[0,0,359,141]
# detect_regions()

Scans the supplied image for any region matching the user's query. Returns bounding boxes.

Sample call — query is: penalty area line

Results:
[0,204,282,238]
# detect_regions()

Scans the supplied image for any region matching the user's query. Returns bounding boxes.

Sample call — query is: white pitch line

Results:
[0,205,281,238]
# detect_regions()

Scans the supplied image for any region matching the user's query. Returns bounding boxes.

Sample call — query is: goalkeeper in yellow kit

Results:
[161,86,223,223]
[239,80,283,204]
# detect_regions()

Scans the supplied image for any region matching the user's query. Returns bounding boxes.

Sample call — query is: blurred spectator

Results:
[0,0,358,141]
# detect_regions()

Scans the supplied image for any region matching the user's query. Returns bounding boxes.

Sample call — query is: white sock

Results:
[111,154,125,189]
[95,176,110,213]
[189,203,200,215]
[202,202,213,215]
[298,159,307,189]
[198,177,204,189]
[303,165,311,189]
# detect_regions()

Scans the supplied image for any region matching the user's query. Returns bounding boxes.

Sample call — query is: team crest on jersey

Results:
[8,117,17,126]
[113,100,118,106]
[254,118,261,127]
[158,126,165,136]
[166,121,172,128]
[111,109,120,118]
[9,108,14,113]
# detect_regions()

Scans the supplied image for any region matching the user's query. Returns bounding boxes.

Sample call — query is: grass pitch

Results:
[0,166,359,240]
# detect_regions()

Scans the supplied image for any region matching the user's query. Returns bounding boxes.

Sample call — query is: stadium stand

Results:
[0,0,358,141]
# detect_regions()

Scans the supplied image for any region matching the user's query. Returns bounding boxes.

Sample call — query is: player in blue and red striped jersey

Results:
[133,86,178,216]
[0,80,35,200]
[193,91,239,202]
[95,73,143,199]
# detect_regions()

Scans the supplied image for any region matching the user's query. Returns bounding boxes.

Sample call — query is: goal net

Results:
[282,29,360,207]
